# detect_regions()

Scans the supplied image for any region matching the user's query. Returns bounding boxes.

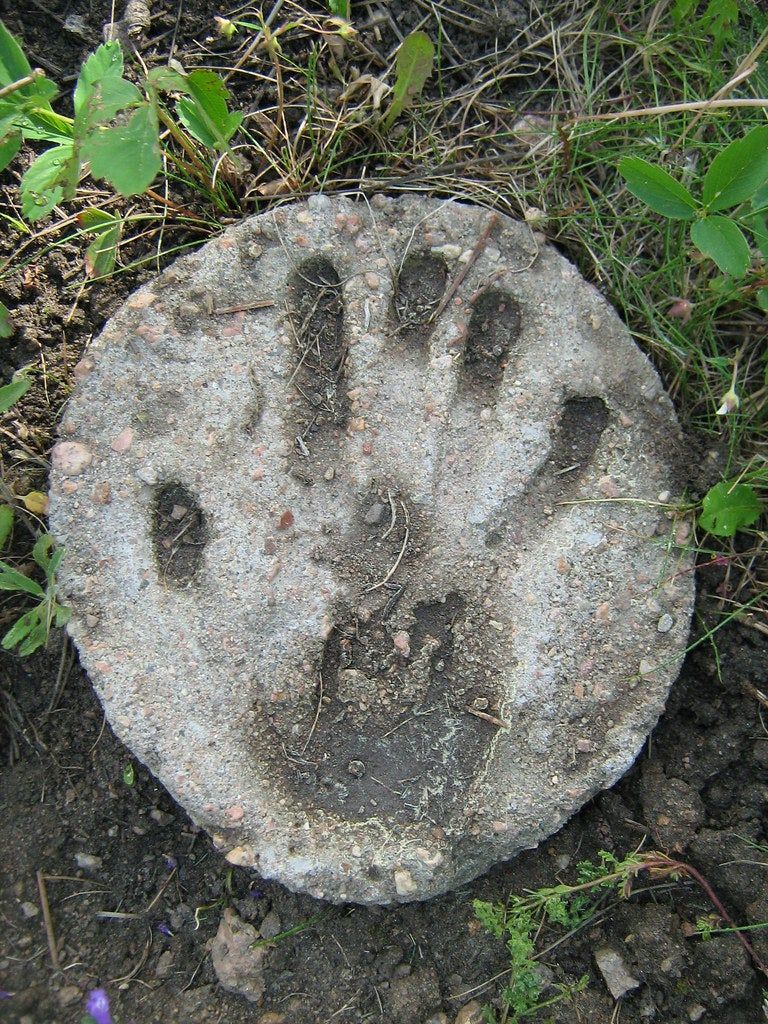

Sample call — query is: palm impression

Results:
[50,195,694,903]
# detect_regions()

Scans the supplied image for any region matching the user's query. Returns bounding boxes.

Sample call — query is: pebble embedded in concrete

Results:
[49,195,695,905]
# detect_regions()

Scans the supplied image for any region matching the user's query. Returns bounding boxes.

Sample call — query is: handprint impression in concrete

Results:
[50,196,695,903]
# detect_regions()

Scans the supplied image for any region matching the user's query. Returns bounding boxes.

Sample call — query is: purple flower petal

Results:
[0,990,12,999]
[156,922,173,936]
[85,988,113,1024]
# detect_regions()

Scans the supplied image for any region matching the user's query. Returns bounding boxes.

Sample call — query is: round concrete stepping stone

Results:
[49,195,695,904]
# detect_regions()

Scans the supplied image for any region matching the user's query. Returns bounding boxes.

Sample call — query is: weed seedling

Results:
[0,373,69,655]
[382,30,435,132]
[0,21,243,218]
[0,534,69,655]
[0,372,30,413]
[475,849,768,1021]
[618,125,768,307]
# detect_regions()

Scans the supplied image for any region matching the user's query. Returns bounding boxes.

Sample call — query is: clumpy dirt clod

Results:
[48,195,695,904]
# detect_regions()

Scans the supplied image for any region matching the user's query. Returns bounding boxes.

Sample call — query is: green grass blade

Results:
[0,299,13,338]
[0,505,13,550]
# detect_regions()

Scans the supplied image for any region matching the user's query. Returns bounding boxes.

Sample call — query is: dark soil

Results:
[287,256,349,448]
[152,484,209,587]
[1,3,767,1024]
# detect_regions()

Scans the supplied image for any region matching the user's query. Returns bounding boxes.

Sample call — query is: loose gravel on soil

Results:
[49,194,694,904]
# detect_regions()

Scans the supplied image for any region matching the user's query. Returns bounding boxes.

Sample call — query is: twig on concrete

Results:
[432,212,499,321]
[464,706,509,729]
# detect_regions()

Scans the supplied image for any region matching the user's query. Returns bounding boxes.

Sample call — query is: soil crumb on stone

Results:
[395,251,448,339]
[462,288,521,397]
[152,483,208,586]
[286,255,348,450]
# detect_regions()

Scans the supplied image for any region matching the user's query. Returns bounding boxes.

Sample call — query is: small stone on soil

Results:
[259,908,282,940]
[453,1001,484,1024]
[594,945,641,999]
[149,808,175,826]
[74,853,102,871]
[208,908,266,1003]
[364,502,386,525]
[155,950,174,978]
[56,985,82,1007]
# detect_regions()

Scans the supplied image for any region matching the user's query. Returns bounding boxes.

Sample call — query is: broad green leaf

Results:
[673,0,739,51]
[0,374,30,413]
[22,180,63,222]
[701,0,739,53]
[0,78,59,116]
[0,19,32,88]
[78,208,122,277]
[146,66,189,92]
[32,533,53,571]
[54,604,70,628]
[74,44,141,135]
[757,287,768,312]
[176,70,242,150]
[383,30,435,131]
[20,107,73,144]
[702,126,768,212]
[74,42,125,116]
[46,545,64,581]
[0,561,44,597]
[85,219,121,277]
[77,207,115,230]
[690,216,750,276]
[0,505,13,549]
[671,0,697,22]
[748,213,768,258]
[21,143,73,220]
[0,299,13,339]
[327,0,351,17]
[752,182,768,212]
[0,104,18,137]
[0,22,56,108]
[18,615,49,654]
[77,75,142,131]
[699,480,762,537]
[25,77,58,107]
[83,102,161,196]
[0,131,20,171]
[2,607,46,655]
[618,156,698,220]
